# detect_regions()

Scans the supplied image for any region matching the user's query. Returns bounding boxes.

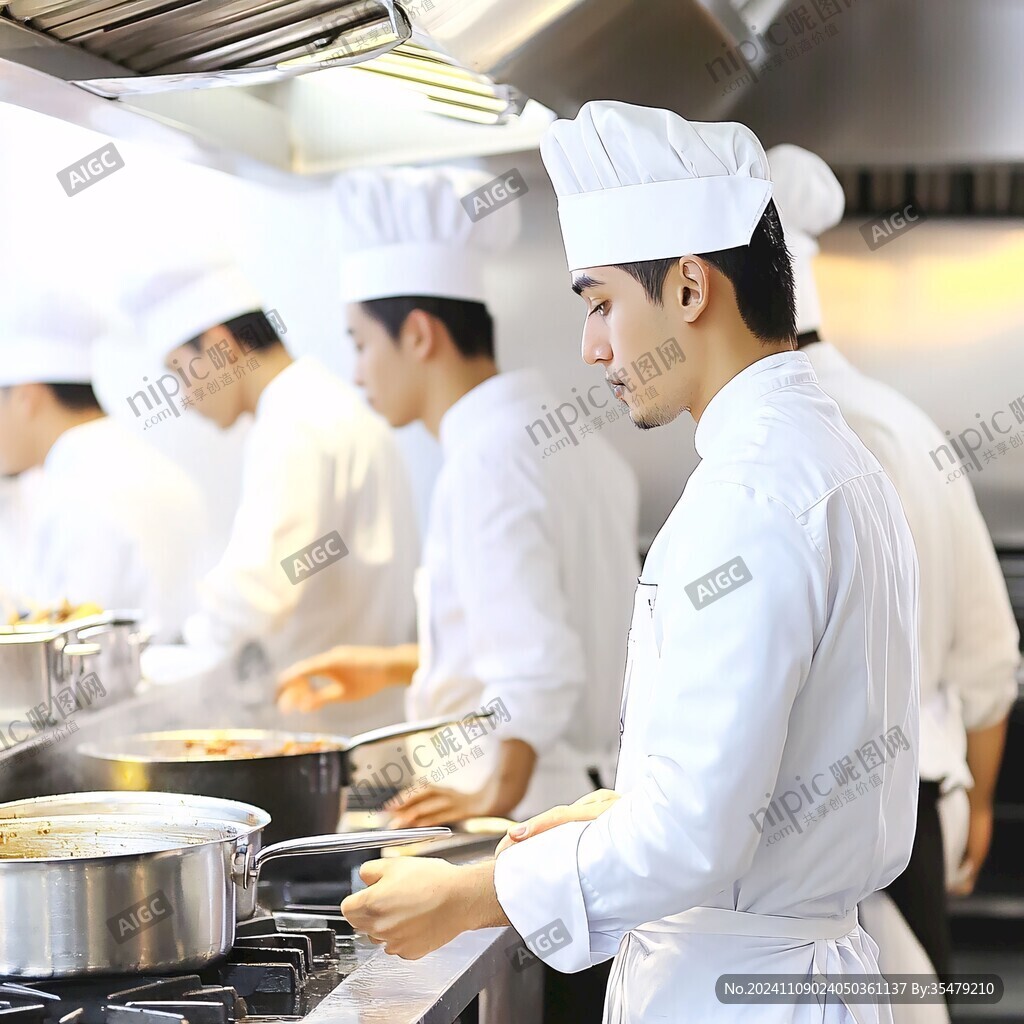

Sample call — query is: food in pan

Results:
[7,599,104,626]
[180,736,337,759]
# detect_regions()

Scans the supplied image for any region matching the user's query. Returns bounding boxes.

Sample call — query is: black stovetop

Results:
[0,903,356,1024]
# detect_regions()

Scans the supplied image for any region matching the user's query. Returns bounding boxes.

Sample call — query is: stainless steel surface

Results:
[303,926,535,1024]
[0,790,447,978]
[0,612,146,734]
[241,826,452,881]
[0,0,412,93]
[79,0,351,65]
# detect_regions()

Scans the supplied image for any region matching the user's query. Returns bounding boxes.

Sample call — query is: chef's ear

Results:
[399,308,442,362]
[672,257,710,323]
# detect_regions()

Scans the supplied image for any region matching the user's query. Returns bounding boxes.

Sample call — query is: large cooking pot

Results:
[77,713,491,845]
[0,790,447,978]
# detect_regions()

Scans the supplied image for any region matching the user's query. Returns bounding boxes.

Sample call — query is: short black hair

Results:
[47,383,102,411]
[359,297,494,360]
[613,200,797,344]
[185,310,282,353]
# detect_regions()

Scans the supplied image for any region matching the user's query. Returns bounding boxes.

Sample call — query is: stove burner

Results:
[0,919,346,1024]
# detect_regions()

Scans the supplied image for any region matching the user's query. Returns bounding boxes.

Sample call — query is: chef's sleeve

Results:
[183,421,330,653]
[944,477,1020,730]
[493,481,823,972]
[448,447,587,752]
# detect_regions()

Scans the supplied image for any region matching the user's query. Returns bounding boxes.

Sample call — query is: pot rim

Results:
[76,728,351,764]
[0,791,270,865]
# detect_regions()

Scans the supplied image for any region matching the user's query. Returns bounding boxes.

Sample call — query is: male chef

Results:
[278,166,641,825]
[119,259,418,676]
[336,103,921,1024]
[769,143,1020,986]
[0,289,206,640]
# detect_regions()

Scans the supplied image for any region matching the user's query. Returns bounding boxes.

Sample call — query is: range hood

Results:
[1,0,1023,178]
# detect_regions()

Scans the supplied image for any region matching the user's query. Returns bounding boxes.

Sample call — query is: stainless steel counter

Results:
[313,926,524,1024]
[319,830,543,1024]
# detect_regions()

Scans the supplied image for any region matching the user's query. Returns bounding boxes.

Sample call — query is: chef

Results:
[768,143,1021,987]
[278,165,641,825]
[0,289,207,640]
[119,258,419,678]
[0,469,39,611]
[337,102,921,1024]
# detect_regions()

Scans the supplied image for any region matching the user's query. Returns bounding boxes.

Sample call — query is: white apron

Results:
[605,582,893,1024]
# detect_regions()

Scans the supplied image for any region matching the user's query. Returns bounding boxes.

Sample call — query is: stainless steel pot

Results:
[0,791,447,978]
[0,611,147,738]
[77,712,492,845]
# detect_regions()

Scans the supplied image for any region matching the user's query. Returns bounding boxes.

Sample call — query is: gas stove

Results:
[0,912,357,1024]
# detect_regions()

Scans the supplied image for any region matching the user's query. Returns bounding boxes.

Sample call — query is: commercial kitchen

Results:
[1,1,1023,1023]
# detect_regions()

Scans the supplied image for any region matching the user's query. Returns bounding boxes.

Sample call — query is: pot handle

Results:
[344,710,496,753]
[233,827,451,888]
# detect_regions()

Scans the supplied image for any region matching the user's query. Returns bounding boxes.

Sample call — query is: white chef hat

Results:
[120,256,264,364]
[0,288,121,388]
[334,166,521,304]
[540,100,774,272]
[766,143,846,334]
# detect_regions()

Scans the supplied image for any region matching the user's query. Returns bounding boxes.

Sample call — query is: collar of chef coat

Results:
[253,355,317,419]
[800,338,856,383]
[438,368,545,455]
[693,349,817,460]
[44,417,114,475]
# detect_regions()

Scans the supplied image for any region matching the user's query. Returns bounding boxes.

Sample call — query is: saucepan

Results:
[77,712,493,846]
[0,790,448,978]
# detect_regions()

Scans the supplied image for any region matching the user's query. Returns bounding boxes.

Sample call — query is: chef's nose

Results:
[581,323,612,366]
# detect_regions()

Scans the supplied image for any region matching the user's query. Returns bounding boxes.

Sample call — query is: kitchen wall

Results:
[2,101,1021,563]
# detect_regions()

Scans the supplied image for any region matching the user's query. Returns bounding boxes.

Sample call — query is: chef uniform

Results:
[334,167,641,818]
[0,292,207,641]
[0,469,39,608]
[493,101,921,1024]
[768,143,1021,989]
[121,260,419,677]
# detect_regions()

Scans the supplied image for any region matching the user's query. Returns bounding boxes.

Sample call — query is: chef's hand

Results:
[276,645,401,712]
[386,738,536,827]
[495,788,620,855]
[385,783,499,828]
[341,858,508,960]
[949,800,994,896]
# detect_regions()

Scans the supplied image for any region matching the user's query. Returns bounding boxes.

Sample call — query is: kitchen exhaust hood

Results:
[0,0,541,176]
[2,0,1023,179]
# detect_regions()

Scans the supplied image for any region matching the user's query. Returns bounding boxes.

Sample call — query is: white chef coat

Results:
[0,469,41,605]
[404,369,640,818]
[21,417,207,642]
[183,355,418,672]
[806,341,1021,793]
[494,350,920,1024]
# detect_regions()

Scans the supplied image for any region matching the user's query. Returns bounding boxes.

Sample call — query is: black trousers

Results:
[883,779,951,979]
[543,960,614,1024]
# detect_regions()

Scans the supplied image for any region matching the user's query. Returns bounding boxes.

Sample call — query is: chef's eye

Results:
[588,300,609,318]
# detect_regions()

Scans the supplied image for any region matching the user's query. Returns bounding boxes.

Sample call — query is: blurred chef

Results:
[0,469,39,611]
[278,166,641,824]
[335,102,921,1024]
[118,258,419,678]
[0,289,206,639]
[769,143,1021,987]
